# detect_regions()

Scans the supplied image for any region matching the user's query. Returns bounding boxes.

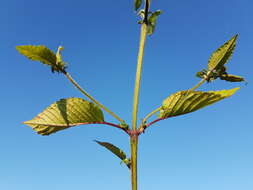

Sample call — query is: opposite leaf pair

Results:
[16,33,244,169]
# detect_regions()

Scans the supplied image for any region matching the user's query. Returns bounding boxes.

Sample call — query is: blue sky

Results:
[1,0,253,190]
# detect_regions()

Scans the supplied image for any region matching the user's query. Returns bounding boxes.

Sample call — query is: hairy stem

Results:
[63,72,126,124]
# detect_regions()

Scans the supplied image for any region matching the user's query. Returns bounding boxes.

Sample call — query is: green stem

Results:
[142,106,161,125]
[64,72,126,124]
[130,134,138,190]
[190,71,213,91]
[132,23,148,131]
[130,21,148,190]
[130,2,150,189]
[190,78,206,91]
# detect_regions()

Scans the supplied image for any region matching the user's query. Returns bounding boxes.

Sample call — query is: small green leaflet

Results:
[160,88,239,118]
[56,46,64,63]
[135,0,142,11]
[95,140,131,169]
[23,98,104,135]
[147,10,162,35]
[208,35,237,72]
[196,66,245,83]
[220,74,245,82]
[119,122,129,130]
[196,69,208,79]
[16,45,66,73]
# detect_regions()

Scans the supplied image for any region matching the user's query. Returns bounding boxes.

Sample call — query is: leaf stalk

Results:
[64,72,126,125]
[141,106,161,126]
[190,71,212,91]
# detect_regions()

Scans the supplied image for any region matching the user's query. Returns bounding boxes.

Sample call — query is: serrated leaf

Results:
[160,88,239,118]
[208,35,238,71]
[95,140,131,169]
[147,10,162,35]
[220,74,245,82]
[16,45,66,73]
[24,98,104,135]
[135,0,142,11]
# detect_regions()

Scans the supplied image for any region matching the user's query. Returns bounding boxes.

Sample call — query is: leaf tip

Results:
[222,87,240,97]
[232,87,240,92]
[16,45,26,54]
[234,34,239,39]
[16,45,21,50]
[23,120,30,125]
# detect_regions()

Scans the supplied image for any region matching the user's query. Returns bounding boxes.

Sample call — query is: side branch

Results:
[63,71,127,125]
[141,106,161,126]
[138,116,174,134]
[190,70,215,91]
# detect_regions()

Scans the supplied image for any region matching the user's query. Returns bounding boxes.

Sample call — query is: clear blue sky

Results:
[1,0,253,190]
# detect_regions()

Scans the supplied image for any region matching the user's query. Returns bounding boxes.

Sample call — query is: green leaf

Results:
[208,35,238,71]
[56,46,64,64]
[220,74,245,82]
[95,140,131,169]
[147,10,162,35]
[160,88,239,118]
[119,122,129,130]
[135,0,142,11]
[23,98,104,135]
[16,45,66,73]
[196,69,208,79]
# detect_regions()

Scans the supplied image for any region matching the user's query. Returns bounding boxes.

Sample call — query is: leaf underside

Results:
[95,140,131,169]
[208,35,238,71]
[160,88,239,118]
[24,98,104,135]
[16,45,57,66]
[16,45,66,73]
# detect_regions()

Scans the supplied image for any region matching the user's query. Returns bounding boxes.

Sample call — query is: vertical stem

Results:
[132,23,148,131]
[130,23,147,190]
[130,134,138,190]
[131,2,149,188]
